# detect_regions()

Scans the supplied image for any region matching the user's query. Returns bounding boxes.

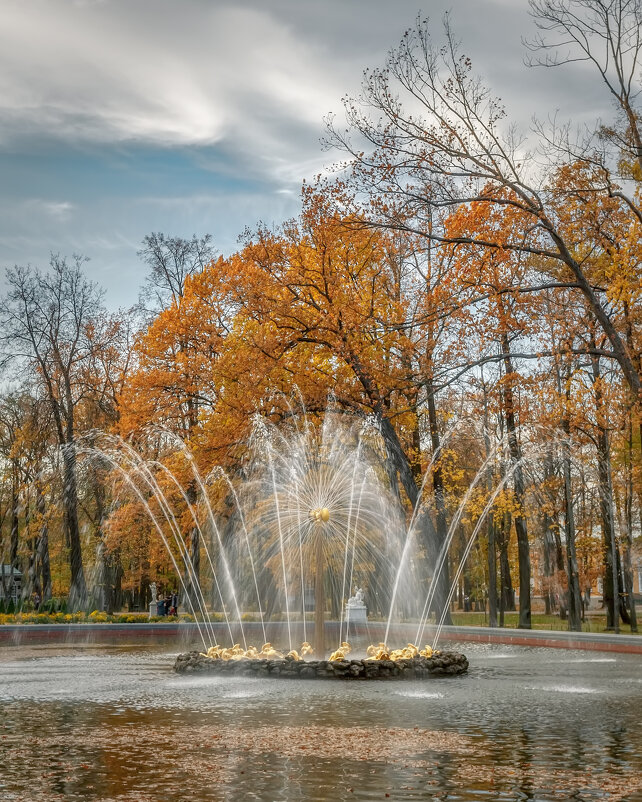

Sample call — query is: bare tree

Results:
[527,0,642,185]
[137,232,215,607]
[138,232,216,312]
[1,255,107,609]
[326,7,642,398]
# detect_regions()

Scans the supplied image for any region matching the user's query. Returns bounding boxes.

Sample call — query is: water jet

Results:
[90,411,475,670]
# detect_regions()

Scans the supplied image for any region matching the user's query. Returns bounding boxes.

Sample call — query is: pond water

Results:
[1,642,641,801]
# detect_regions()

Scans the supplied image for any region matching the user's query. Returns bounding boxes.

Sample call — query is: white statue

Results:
[347,587,365,608]
[345,586,367,624]
[150,582,157,602]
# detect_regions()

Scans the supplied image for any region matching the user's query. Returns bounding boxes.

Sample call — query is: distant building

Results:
[0,565,22,604]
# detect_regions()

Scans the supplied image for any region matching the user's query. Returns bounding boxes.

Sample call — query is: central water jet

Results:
[309,506,331,656]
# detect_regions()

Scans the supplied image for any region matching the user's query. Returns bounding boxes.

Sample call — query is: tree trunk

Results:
[541,506,556,616]
[23,491,35,604]
[425,382,452,625]
[481,376,498,628]
[91,467,114,612]
[10,465,19,572]
[62,441,87,610]
[501,333,531,629]
[623,419,638,632]
[559,369,582,632]
[93,540,107,612]
[183,482,201,612]
[379,415,449,622]
[497,509,514,625]
[591,351,626,631]
[36,487,51,603]
[487,515,498,627]
[103,548,122,614]
[637,418,642,539]
[553,527,567,619]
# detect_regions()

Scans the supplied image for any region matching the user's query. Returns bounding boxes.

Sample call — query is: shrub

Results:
[41,597,67,614]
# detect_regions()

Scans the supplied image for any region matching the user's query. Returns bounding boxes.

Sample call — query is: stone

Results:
[173,650,469,679]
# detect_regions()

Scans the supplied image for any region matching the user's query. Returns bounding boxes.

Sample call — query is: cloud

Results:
[41,201,75,220]
[0,0,612,185]
[0,0,350,183]
[0,0,621,311]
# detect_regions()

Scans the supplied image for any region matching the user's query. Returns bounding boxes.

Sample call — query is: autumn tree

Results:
[199,192,464,621]
[0,390,54,604]
[118,234,219,607]
[0,255,112,609]
[326,6,642,407]
[138,232,216,314]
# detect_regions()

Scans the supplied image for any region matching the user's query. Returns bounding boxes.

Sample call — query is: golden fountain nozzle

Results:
[310,507,331,523]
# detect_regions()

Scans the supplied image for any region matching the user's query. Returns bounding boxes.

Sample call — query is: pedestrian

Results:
[33,591,41,612]
[171,590,178,616]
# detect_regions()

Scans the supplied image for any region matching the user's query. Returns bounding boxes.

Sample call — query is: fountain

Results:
[90,410,469,678]
[173,641,468,679]
[9,413,642,798]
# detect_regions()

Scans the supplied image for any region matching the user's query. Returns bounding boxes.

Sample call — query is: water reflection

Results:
[1,643,641,801]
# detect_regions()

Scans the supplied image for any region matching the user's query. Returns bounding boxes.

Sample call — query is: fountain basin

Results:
[173,650,468,679]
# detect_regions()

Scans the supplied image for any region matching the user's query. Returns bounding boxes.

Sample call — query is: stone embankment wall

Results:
[174,651,468,679]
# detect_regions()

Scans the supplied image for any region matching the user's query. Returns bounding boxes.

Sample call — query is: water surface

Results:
[1,642,641,801]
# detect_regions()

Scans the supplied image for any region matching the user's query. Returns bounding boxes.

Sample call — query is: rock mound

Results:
[173,651,468,679]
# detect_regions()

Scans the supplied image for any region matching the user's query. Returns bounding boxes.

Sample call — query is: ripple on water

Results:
[164,675,227,688]
[564,657,617,663]
[476,653,518,660]
[223,689,261,699]
[527,684,603,694]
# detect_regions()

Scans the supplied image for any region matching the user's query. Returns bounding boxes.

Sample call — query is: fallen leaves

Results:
[2,719,641,801]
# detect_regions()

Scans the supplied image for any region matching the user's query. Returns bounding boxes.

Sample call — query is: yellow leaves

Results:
[490,487,523,524]
[550,160,640,294]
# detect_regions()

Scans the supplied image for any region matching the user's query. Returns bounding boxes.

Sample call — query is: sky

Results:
[0,0,611,309]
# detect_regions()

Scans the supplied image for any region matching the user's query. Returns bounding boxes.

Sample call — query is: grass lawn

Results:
[447,610,641,635]
[2,608,639,635]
